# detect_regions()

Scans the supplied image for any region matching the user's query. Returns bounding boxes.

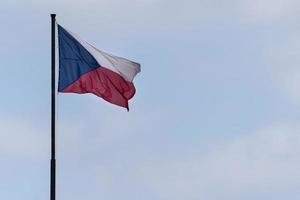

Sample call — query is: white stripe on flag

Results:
[64,28,141,82]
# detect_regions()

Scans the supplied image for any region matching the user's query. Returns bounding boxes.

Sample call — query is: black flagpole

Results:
[50,13,56,200]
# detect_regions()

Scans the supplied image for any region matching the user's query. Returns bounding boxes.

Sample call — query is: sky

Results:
[0,0,300,199]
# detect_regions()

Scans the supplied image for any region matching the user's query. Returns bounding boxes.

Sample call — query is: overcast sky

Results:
[0,0,300,199]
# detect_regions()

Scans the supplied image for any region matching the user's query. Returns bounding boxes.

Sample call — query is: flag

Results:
[57,25,141,110]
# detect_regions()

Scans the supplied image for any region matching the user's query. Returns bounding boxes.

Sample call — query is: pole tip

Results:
[51,14,56,18]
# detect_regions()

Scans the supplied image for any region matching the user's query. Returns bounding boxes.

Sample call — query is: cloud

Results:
[267,34,300,103]
[0,115,48,158]
[238,0,300,21]
[135,123,300,199]
[282,68,300,101]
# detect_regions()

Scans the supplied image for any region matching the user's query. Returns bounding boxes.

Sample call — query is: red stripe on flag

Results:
[61,67,136,110]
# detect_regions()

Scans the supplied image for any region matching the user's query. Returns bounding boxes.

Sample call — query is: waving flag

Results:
[57,25,141,110]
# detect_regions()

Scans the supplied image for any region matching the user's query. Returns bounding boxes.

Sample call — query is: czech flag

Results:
[57,25,141,110]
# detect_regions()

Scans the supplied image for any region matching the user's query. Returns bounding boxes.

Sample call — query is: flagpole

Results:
[50,13,56,200]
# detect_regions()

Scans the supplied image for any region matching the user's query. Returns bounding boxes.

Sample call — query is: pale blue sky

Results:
[1,0,300,199]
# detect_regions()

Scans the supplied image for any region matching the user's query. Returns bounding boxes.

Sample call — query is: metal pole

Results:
[50,13,56,200]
